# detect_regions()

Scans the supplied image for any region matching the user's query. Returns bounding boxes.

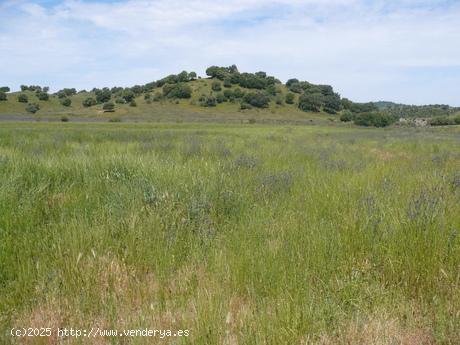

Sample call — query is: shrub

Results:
[216,93,226,104]
[211,81,222,92]
[82,97,97,107]
[60,115,69,122]
[0,87,10,93]
[429,116,456,126]
[454,115,460,125]
[243,91,270,108]
[163,83,192,99]
[340,110,354,122]
[25,103,40,114]
[115,97,126,104]
[0,92,7,101]
[144,93,151,100]
[129,100,137,107]
[152,92,163,102]
[37,92,49,101]
[109,117,122,122]
[95,88,112,103]
[60,98,72,107]
[353,112,396,127]
[298,93,322,112]
[248,118,256,124]
[223,78,232,88]
[199,95,217,107]
[285,92,295,104]
[103,101,115,112]
[18,94,28,103]
[323,94,342,114]
[240,102,252,110]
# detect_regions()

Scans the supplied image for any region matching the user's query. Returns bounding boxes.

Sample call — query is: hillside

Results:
[0,65,458,126]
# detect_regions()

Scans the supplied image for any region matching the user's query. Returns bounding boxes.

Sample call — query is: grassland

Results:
[0,122,459,344]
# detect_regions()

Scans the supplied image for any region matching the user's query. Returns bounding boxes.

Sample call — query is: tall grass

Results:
[0,122,459,344]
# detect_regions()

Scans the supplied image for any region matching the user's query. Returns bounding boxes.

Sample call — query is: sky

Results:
[1,0,460,105]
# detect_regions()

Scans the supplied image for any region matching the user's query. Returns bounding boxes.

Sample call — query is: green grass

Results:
[0,122,459,344]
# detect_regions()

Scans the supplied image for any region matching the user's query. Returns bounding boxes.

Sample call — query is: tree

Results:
[177,71,190,82]
[298,93,323,112]
[340,110,354,122]
[20,85,28,91]
[0,87,10,93]
[353,112,396,127]
[189,72,197,80]
[43,87,49,93]
[26,103,40,114]
[18,94,28,103]
[323,93,342,114]
[223,78,232,88]
[60,98,72,107]
[103,101,115,112]
[162,83,192,99]
[285,92,295,104]
[243,91,270,108]
[211,81,222,92]
[129,100,137,107]
[0,92,7,101]
[95,88,112,103]
[199,95,217,107]
[37,92,49,101]
[122,89,135,103]
[82,97,97,107]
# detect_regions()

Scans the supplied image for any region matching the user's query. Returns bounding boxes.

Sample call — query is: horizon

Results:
[1,0,460,106]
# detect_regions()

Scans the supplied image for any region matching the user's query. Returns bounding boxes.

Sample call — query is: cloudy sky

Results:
[1,0,459,105]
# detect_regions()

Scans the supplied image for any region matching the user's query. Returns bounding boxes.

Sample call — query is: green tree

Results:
[37,92,49,101]
[211,81,222,92]
[285,92,295,104]
[103,101,115,112]
[0,87,10,92]
[60,98,72,107]
[95,88,112,103]
[298,93,323,112]
[18,94,28,103]
[243,91,270,108]
[188,72,197,80]
[82,97,97,107]
[0,92,7,101]
[25,103,40,114]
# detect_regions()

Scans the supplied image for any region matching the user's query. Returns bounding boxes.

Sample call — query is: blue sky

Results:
[1,0,460,105]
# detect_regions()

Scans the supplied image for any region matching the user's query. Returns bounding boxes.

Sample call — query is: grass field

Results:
[0,122,459,344]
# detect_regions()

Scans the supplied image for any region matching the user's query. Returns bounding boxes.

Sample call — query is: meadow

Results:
[0,122,459,344]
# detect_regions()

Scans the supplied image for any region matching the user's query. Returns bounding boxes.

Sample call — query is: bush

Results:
[353,112,396,127]
[60,98,72,107]
[340,110,354,122]
[323,94,342,114]
[429,116,454,126]
[285,92,295,104]
[0,92,7,101]
[60,115,69,122]
[163,83,192,99]
[82,97,97,107]
[152,92,163,102]
[18,94,28,103]
[95,88,112,103]
[240,102,252,110]
[223,78,232,88]
[115,97,126,104]
[25,103,40,114]
[109,117,122,122]
[211,81,222,92]
[37,92,49,101]
[199,95,217,107]
[103,101,115,112]
[0,87,10,93]
[216,93,226,104]
[298,93,322,112]
[455,116,460,125]
[243,91,270,108]
[129,100,137,107]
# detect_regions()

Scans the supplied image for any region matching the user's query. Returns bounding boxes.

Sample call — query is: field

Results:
[0,122,459,344]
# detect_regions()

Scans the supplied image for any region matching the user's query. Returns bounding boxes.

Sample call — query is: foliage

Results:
[285,92,295,104]
[0,92,7,101]
[211,81,222,92]
[102,101,115,112]
[25,103,40,113]
[0,87,10,93]
[17,94,28,103]
[199,95,217,107]
[340,110,354,122]
[243,91,270,108]
[56,88,77,98]
[95,88,112,104]
[60,98,72,107]
[37,92,49,101]
[298,93,323,112]
[163,83,192,99]
[353,112,397,127]
[82,97,97,107]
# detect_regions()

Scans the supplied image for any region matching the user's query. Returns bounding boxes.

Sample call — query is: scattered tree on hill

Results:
[199,95,217,107]
[60,98,72,107]
[0,87,10,93]
[298,93,323,112]
[129,100,137,107]
[162,83,192,99]
[340,110,354,122]
[121,90,135,103]
[57,88,77,98]
[103,101,115,112]
[285,92,295,104]
[243,91,270,108]
[82,97,97,107]
[26,103,40,114]
[37,92,49,101]
[211,81,222,92]
[189,72,197,81]
[18,94,28,103]
[95,88,112,103]
[353,112,396,127]
[0,92,7,101]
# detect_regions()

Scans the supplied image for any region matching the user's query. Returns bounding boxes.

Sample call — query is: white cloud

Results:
[1,0,460,105]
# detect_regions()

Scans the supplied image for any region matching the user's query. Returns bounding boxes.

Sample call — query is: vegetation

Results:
[102,101,115,112]
[60,98,72,107]
[17,94,28,103]
[82,97,97,107]
[0,92,7,101]
[25,102,40,114]
[0,123,458,344]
